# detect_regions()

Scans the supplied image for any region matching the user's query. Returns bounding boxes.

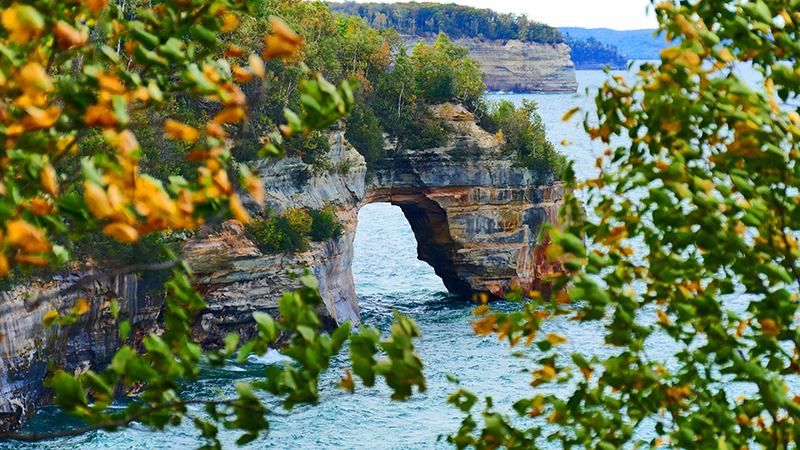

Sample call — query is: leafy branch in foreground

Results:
[449,0,800,449]
[2,271,424,448]
[0,0,426,447]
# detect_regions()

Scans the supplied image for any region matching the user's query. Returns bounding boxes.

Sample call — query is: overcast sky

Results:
[350,0,660,31]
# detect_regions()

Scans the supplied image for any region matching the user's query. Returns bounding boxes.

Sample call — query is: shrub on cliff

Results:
[308,208,345,242]
[247,207,343,254]
[484,99,566,181]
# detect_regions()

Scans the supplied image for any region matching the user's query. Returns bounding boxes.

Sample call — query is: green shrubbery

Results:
[481,99,566,181]
[247,207,344,254]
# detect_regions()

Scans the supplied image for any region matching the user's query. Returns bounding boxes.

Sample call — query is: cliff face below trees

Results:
[402,35,578,93]
[0,105,568,429]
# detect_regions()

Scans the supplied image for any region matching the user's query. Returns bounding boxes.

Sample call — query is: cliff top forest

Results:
[328,1,564,44]
[329,1,629,69]
[3,0,800,449]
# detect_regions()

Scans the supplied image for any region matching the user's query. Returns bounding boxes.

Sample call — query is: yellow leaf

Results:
[1,4,44,44]
[246,174,265,205]
[229,194,251,224]
[532,365,556,381]
[0,254,9,277]
[544,244,563,261]
[28,197,54,215]
[562,107,579,122]
[84,182,113,219]
[546,333,567,345]
[86,0,109,14]
[472,304,489,316]
[6,219,51,253]
[231,65,252,84]
[72,298,89,316]
[580,367,593,380]
[339,368,354,392]
[221,14,238,32]
[718,48,734,63]
[759,318,780,336]
[41,164,58,196]
[249,54,266,79]
[43,309,59,327]
[657,310,670,325]
[18,63,52,93]
[262,16,303,60]
[20,106,61,130]
[213,106,245,124]
[164,120,200,143]
[53,21,87,49]
[103,222,139,243]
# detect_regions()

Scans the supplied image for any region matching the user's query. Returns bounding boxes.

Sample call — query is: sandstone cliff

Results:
[0,105,568,429]
[403,35,578,93]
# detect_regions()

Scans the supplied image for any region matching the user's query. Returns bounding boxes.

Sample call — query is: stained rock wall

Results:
[0,105,568,430]
[0,273,163,429]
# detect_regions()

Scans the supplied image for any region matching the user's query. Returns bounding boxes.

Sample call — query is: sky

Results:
[350,0,660,31]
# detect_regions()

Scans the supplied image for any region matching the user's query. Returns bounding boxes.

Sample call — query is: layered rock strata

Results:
[0,105,568,430]
[0,273,163,429]
[402,35,578,93]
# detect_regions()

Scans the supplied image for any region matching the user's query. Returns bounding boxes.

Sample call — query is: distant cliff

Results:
[403,35,577,94]
[558,27,668,61]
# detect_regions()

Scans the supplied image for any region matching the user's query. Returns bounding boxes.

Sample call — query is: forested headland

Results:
[329,2,630,70]
[559,27,668,60]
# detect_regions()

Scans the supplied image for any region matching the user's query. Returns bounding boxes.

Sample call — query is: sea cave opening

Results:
[351,203,445,310]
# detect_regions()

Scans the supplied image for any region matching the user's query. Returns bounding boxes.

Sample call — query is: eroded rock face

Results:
[369,104,567,297]
[0,273,163,429]
[0,105,568,430]
[403,35,578,93]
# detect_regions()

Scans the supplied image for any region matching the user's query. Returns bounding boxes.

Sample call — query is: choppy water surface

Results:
[11,69,681,449]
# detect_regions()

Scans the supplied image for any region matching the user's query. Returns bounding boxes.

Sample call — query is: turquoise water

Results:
[8,70,641,449]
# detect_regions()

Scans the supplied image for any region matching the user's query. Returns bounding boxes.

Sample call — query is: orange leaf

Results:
[229,194,251,224]
[6,219,51,253]
[41,164,58,196]
[231,65,252,84]
[546,333,567,345]
[224,44,246,58]
[84,182,114,219]
[86,0,109,14]
[0,254,8,277]
[103,222,139,243]
[657,310,670,325]
[262,16,303,60]
[759,318,780,336]
[72,298,89,315]
[164,120,200,143]
[53,21,87,49]
[28,197,54,215]
[221,14,238,32]
[1,4,44,44]
[213,106,245,124]
[339,368,354,392]
[84,105,118,127]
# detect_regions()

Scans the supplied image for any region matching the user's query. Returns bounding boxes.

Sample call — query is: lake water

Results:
[7,68,682,449]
